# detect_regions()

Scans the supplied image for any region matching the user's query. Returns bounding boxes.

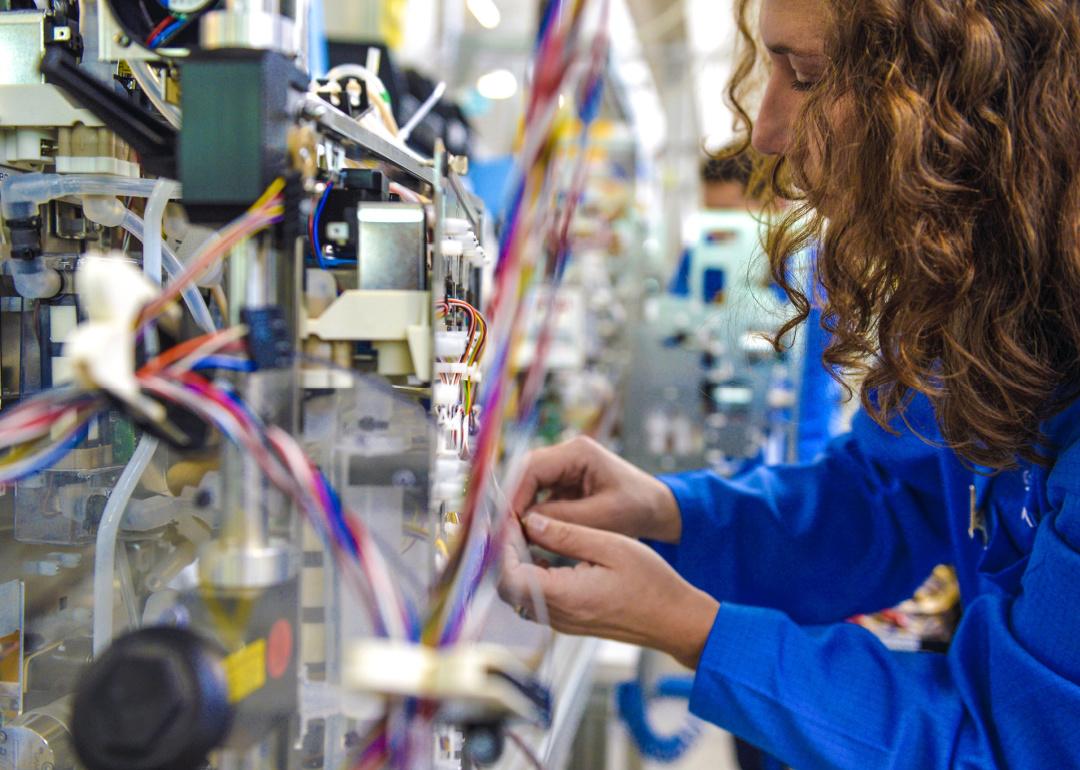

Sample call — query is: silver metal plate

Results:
[357,203,427,291]
[0,13,45,86]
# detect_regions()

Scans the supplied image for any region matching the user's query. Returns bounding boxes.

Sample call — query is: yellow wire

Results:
[0,441,38,467]
[250,177,286,213]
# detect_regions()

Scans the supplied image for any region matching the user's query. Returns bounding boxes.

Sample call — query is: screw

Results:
[114,33,131,47]
[42,763,54,770]
[301,102,328,120]
[0,730,7,743]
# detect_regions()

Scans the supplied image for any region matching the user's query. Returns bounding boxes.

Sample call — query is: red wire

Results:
[145,15,174,45]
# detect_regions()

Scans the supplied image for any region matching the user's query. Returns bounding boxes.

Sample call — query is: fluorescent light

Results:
[476,69,518,100]
[467,0,502,29]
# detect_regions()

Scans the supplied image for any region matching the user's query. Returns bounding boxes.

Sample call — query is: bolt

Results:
[0,730,7,742]
[113,32,130,47]
[42,762,54,770]
[301,102,328,120]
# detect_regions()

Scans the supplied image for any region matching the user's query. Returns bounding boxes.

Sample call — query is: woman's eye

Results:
[791,78,816,92]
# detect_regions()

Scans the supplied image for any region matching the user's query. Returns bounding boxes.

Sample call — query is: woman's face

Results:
[752,0,830,157]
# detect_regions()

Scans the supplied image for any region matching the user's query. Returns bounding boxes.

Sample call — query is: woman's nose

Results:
[752,78,792,156]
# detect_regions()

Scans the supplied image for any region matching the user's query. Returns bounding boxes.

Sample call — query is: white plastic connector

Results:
[433,362,470,376]
[443,218,471,236]
[464,245,486,268]
[434,480,464,502]
[435,454,467,480]
[434,330,469,359]
[432,381,462,408]
[440,238,464,258]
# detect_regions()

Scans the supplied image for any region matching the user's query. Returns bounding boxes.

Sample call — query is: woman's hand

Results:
[502,513,720,669]
[512,436,682,544]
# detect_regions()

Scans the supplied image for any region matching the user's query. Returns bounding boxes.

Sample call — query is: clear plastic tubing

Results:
[0,173,216,332]
[142,178,180,289]
[0,173,163,221]
[117,209,217,333]
[128,60,181,130]
[93,435,159,655]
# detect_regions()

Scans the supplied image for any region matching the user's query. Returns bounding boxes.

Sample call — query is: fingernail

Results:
[524,514,549,535]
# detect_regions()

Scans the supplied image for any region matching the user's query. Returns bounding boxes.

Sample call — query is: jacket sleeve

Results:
[652,394,955,623]
[687,488,1080,770]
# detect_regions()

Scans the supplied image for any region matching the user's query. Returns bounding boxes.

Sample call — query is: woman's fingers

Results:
[521,514,617,566]
[526,495,615,530]
[499,540,558,619]
[510,437,601,515]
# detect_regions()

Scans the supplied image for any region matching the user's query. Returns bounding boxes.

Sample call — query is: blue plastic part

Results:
[191,356,255,373]
[616,675,702,763]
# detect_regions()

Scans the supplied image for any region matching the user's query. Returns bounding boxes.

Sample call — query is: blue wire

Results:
[536,0,561,46]
[312,182,337,269]
[1,422,92,484]
[318,469,356,556]
[149,18,185,48]
[191,356,255,373]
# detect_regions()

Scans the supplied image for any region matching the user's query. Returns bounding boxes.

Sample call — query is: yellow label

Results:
[224,639,266,703]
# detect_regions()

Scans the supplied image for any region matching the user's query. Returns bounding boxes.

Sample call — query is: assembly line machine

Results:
[0,2,601,768]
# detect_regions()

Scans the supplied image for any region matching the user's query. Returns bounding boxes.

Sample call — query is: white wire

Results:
[398,81,447,142]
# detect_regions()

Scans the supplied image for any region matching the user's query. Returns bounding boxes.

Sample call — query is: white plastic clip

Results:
[66,252,165,420]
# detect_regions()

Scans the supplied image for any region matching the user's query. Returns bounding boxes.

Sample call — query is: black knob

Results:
[463,723,505,766]
[72,627,232,770]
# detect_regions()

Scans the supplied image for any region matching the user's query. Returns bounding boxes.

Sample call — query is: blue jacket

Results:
[654,393,1080,769]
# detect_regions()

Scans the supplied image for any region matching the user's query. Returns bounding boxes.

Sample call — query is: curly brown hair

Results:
[727,0,1080,468]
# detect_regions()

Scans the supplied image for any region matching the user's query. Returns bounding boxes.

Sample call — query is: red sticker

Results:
[266,619,293,679]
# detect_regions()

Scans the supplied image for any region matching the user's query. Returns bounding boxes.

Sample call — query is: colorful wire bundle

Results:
[0,389,104,484]
[140,368,416,640]
[435,299,489,455]
[138,177,286,328]
[145,14,188,48]
[424,0,611,649]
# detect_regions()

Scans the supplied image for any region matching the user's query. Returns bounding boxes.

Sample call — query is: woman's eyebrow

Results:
[765,43,823,59]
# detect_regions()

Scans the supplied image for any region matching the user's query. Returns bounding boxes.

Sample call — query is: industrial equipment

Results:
[623,211,800,475]
[0,1,610,768]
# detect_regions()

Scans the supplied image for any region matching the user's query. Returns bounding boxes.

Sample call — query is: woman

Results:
[501,1,1080,767]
